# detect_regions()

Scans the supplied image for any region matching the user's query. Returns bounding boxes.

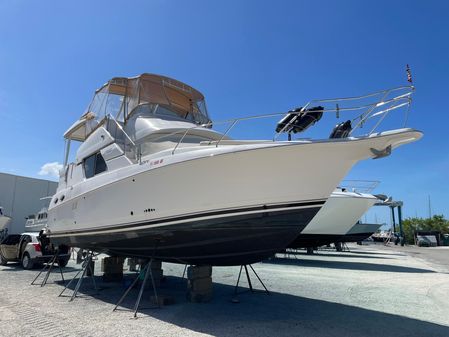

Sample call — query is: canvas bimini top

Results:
[64,73,211,142]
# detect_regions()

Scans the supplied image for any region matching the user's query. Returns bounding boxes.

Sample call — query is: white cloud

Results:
[38,162,63,178]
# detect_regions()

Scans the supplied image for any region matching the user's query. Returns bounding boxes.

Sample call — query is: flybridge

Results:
[64,74,211,143]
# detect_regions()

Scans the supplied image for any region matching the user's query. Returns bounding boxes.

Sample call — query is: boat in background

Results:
[24,207,49,232]
[288,186,379,249]
[45,74,422,266]
[372,230,396,243]
[0,207,11,241]
[0,207,11,228]
[340,222,383,243]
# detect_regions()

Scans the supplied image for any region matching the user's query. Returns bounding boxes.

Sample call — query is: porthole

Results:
[60,195,65,202]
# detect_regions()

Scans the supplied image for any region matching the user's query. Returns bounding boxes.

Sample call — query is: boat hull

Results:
[51,202,322,265]
[48,129,422,265]
[340,232,375,243]
[288,191,377,248]
[340,223,382,243]
[287,233,344,248]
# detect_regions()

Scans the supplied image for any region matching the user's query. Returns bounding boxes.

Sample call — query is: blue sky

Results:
[0,0,447,222]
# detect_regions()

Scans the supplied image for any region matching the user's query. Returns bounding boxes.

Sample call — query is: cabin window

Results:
[83,152,107,179]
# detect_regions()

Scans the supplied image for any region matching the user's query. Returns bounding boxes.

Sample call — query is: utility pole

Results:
[428,195,432,219]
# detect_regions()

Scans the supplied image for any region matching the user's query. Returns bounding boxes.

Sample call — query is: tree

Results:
[402,215,449,245]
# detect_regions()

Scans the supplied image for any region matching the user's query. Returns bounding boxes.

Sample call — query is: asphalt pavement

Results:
[0,243,448,337]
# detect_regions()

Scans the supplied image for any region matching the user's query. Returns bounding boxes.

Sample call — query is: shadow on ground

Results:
[48,271,448,337]
[267,257,436,273]
[279,252,393,259]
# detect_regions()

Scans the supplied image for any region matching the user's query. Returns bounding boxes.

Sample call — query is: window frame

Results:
[83,152,108,179]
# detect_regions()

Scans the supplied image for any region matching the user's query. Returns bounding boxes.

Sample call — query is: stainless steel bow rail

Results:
[339,180,381,194]
[280,85,414,139]
[169,85,415,153]
[103,85,414,158]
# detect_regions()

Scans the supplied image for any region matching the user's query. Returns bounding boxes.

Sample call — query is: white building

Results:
[0,172,57,234]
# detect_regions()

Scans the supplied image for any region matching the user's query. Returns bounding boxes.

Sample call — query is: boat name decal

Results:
[140,158,164,167]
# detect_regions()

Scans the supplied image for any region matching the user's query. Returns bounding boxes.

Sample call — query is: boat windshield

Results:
[85,73,210,126]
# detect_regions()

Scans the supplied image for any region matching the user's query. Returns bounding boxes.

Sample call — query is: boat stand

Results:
[31,253,66,287]
[113,259,160,318]
[233,265,270,301]
[58,251,98,302]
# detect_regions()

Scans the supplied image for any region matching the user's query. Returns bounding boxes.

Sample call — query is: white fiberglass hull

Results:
[47,128,422,265]
[288,190,378,248]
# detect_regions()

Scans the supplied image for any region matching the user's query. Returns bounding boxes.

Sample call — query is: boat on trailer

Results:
[45,74,422,266]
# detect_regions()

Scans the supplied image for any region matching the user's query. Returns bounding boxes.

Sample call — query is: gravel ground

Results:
[1,243,448,337]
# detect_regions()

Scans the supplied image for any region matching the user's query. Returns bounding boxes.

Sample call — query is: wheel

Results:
[58,257,69,268]
[21,252,34,270]
[0,254,7,266]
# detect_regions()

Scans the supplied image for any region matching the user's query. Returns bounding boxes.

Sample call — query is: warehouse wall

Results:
[0,172,58,234]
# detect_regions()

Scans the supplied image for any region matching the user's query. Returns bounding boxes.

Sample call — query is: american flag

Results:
[406,64,413,83]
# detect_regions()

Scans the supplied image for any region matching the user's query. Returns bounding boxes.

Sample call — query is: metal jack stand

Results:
[232,265,270,302]
[113,259,160,318]
[59,251,98,301]
[31,253,66,287]
[181,264,188,279]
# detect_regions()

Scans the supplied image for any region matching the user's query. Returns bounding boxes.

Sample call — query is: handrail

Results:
[274,85,414,140]
[339,180,380,193]
[135,85,415,155]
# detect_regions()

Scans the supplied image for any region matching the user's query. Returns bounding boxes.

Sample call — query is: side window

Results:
[19,235,30,249]
[83,152,107,179]
[84,154,96,178]
[95,153,107,175]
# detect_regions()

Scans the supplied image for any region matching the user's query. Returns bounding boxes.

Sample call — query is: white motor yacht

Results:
[24,207,49,232]
[45,74,422,265]
[289,187,378,248]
